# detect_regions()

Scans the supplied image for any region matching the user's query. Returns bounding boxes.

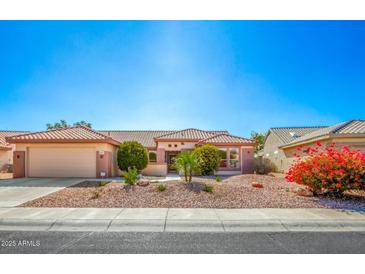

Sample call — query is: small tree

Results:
[194,144,221,175]
[251,131,265,153]
[46,120,92,130]
[117,141,148,172]
[46,120,70,130]
[73,120,92,128]
[124,167,138,185]
[174,152,200,183]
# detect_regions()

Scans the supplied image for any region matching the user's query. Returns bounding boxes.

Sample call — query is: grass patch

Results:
[203,184,214,193]
[99,181,109,187]
[91,189,102,199]
[157,184,167,192]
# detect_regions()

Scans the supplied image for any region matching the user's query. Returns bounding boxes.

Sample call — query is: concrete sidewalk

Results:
[0,207,364,232]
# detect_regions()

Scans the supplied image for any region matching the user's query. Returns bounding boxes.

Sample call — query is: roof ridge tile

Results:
[5,125,120,145]
[270,126,327,129]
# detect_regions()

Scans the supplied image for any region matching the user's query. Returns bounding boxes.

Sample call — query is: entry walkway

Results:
[0,208,364,232]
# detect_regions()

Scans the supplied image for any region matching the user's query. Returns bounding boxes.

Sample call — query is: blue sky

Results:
[0,21,364,137]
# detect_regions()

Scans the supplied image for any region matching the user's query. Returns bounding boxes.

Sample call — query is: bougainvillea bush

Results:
[285,142,365,196]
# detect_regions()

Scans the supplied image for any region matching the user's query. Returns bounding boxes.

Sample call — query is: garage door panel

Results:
[29,147,96,177]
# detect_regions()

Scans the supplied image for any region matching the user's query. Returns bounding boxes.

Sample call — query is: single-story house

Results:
[263,120,365,172]
[6,126,255,178]
[0,131,29,172]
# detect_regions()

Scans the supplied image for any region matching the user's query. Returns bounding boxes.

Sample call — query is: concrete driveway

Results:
[0,178,84,207]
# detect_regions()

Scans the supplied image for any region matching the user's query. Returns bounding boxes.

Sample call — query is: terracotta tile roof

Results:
[99,129,229,148]
[5,127,251,148]
[98,130,175,148]
[0,131,29,149]
[198,133,255,145]
[280,120,365,148]
[154,128,229,141]
[6,126,119,145]
[269,126,327,145]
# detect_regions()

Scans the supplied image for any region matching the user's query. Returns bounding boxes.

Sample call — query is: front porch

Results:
[142,143,254,177]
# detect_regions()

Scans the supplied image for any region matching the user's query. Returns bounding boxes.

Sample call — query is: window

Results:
[181,142,185,145]
[229,148,240,168]
[174,144,178,147]
[168,144,172,148]
[218,147,241,169]
[148,151,157,162]
[219,148,228,168]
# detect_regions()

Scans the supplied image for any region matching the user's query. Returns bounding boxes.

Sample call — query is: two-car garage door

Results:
[28,147,96,177]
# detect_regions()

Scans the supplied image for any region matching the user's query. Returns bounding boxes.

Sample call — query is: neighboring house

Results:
[263,120,365,172]
[6,126,255,178]
[263,126,326,172]
[0,131,29,172]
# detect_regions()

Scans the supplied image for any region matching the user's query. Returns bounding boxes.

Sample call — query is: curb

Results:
[1,219,365,232]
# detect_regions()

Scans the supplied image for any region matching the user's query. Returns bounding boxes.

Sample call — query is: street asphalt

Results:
[1,231,365,253]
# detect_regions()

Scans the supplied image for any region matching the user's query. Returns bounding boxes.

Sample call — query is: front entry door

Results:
[167,152,178,172]
[13,151,25,178]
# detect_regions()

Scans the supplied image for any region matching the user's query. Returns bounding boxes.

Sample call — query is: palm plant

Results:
[174,152,200,183]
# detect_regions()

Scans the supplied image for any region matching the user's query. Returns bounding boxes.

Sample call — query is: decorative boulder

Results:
[296,188,313,197]
[251,182,264,188]
[137,180,150,187]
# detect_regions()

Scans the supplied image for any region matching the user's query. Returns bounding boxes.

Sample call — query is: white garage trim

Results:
[28,147,96,178]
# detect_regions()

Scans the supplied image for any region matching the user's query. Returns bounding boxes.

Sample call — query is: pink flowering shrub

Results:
[285,142,365,196]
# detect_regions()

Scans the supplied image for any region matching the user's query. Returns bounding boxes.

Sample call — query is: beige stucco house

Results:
[263,120,365,172]
[6,126,255,178]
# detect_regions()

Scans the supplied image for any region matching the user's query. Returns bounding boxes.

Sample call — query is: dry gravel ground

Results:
[21,175,329,208]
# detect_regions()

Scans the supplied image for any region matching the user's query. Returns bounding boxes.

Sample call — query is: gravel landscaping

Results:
[20,174,332,208]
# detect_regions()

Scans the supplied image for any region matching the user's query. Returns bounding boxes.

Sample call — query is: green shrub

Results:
[117,141,148,171]
[124,167,138,186]
[157,184,166,192]
[203,184,214,193]
[91,189,102,199]
[215,176,222,182]
[99,181,109,187]
[253,157,277,174]
[194,144,221,175]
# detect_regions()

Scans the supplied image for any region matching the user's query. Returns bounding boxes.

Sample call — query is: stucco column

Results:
[156,148,166,164]
[96,151,112,178]
[241,147,254,174]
